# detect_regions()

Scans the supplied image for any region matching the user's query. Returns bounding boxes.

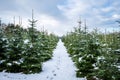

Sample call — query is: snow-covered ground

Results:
[0,40,85,80]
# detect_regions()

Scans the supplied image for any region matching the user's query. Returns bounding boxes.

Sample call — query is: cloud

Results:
[101,7,113,12]
[57,0,90,19]
[0,0,120,36]
[58,0,120,32]
[112,14,120,19]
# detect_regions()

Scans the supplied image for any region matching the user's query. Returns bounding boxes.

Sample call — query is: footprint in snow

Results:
[57,67,60,70]
[46,76,49,79]
[3,74,7,77]
[52,70,55,73]
[50,77,53,80]
[53,73,56,76]
[7,76,22,80]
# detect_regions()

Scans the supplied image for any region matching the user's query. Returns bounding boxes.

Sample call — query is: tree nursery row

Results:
[0,21,59,74]
[62,25,120,80]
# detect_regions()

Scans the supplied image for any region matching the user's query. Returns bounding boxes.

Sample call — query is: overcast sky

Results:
[0,0,120,36]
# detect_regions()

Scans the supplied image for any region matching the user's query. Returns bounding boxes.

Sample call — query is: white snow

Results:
[97,56,105,60]
[0,40,85,80]
[2,38,7,41]
[7,63,12,66]
[24,39,29,44]
[12,61,21,65]
[79,57,82,62]
[30,44,33,48]
[0,60,6,63]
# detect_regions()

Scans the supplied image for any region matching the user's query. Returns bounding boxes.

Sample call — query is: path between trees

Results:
[0,40,85,80]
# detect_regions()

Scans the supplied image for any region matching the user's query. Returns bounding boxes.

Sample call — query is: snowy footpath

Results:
[0,40,85,80]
